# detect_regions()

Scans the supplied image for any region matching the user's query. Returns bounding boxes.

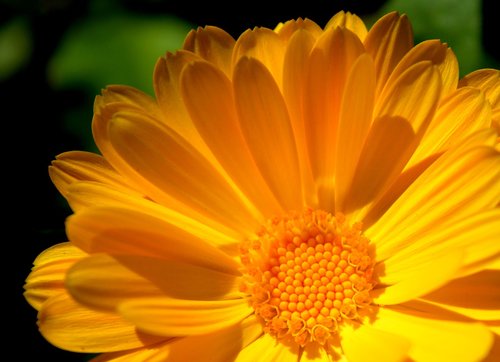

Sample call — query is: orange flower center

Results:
[239,209,375,347]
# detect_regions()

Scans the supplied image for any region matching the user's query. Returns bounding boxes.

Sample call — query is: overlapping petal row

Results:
[25,11,500,362]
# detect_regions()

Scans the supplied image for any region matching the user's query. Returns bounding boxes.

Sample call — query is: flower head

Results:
[25,11,500,362]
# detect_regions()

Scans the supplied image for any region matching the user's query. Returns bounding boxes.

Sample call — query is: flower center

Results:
[239,209,375,347]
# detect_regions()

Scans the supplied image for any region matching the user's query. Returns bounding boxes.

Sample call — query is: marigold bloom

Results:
[25,11,500,362]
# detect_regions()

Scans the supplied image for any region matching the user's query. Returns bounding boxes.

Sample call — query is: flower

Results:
[25,10,500,362]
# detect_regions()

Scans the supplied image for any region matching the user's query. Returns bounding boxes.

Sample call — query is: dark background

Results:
[2,0,498,360]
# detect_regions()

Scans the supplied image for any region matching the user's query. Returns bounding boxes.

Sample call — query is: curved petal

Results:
[119,297,253,337]
[372,249,463,305]
[421,270,500,321]
[91,341,171,362]
[24,242,86,310]
[373,304,494,362]
[49,151,142,201]
[459,69,500,109]
[340,323,410,362]
[181,60,283,218]
[408,86,492,167]
[183,26,235,77]
[232,27,286,87]
[325,11,368,41]
[108,110,258,234]
[345,61,441,216]
[38,292,164,353]
[303,26,365,209]
[364,11,413,97]
[368,130,500,260]
[234,334,299,362]
[66,206,241,274]
[65,182,240,250]
[233,57,302,210]
[334,53,375,211]
[274,18,322,42]
[66,253,242,311]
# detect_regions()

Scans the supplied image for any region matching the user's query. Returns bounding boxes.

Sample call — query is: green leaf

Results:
[0,17,32,80]
[48,13,193,96]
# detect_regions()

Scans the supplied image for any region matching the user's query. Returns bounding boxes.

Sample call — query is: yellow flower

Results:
[25,11,500,362]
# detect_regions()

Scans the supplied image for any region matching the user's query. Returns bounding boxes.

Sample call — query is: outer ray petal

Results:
[24,242,86,310]
[49,151,141,200]
[325,11,368,41]
[334,53,375,210]
[372,304,494,362]
[66,206,241,274]
[340,323,410,362]
[38,292,164,353]
[118,297,253,337]
[459,69,500,109]
[233,57,302,210]
[65,182,240,249]
[91,341,171,362]
[303,26,365,209]
[408,87,491,167]
[66,253,241,311]
[364,11,413,97]
[345,62,441,215]
[232,27,286,87]
[181,60,283,218]
[368,130,500,260]
[234,334,299,361]
[274,18,323,42]
[183,26,235,77]
[108,110,258,234]
[372,249,463,305]
[420,270,500,321]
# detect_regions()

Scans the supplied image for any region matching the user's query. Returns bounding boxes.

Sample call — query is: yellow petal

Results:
[388,40,458,98]
[421,269,500,321]
[325,11,368,42]
[373,304,494,362]
[274,18,322,41]
[282,28,319,206]
[334,53,375,211]
[232,27,286,87]
[340,323,410,362]
[460,69,500,110]
[378,209,500,280]
[66,253,241,311]
[234,333,299,361]
[65,181,240,249]
[91,341,171,362]
[364,11,413,97]
[373,249,463,305]
[233,57,302,210]
[345,61,441,216]
[108,110,258,234]
[49,151,141,201]
[66,206,241,274]
[408,86,492,167]
[368,130,500,260]
[183,26,235,77]
[303,26,365,209]
[119,297,253,337]
[38,292,164,353]
[24,242,86,310]
[148,315,262,362]
[181,60,283,218]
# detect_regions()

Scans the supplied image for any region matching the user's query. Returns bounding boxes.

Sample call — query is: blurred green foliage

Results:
[0,17,32,80]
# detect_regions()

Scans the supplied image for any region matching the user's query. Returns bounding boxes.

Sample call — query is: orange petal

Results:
[66,206,241,274]
[234,334,299,361]
[91,341,171,362]
[364,11,413,98]
[183,26,235,77]
[303,26,365,209]
[181,60,283,218]
[233,57,302,210]
[38,292,164,353]
[108,110,258,234]
[119,297,253,337]
[459,69,500,110]
[325,11,368,41]
[66,253,241,311]
[24,242,86,310]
